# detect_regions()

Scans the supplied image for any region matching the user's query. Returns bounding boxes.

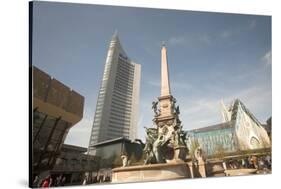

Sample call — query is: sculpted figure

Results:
[143,127,158,164]
[152,101,159,116]
[153,135,171,163]
[121,155,128,167]
[171,98,177,110]
[143,142,156,164]
[175,105,180,115]
[194,146,203,161]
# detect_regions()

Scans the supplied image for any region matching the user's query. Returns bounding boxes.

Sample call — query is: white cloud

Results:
[167,33,211,47]
[177,84,271,131]
[219,20,256,40]
[168,36,187,46]
[220,30,233,39]
[172,82,192,91]
[262,50,272,66]
[147,80,160,87]
[147,78,192,92]
[198,33,211,45]
[249,20,257,29]
[64,112,94,147]
[94,83,271,144]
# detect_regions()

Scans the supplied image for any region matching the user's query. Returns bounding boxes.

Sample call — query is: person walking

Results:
[41,176,51,188]
[82,176,88,185]
[32,175,40,188]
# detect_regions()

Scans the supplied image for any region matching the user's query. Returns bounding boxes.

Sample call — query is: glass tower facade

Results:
[88,33,141,154]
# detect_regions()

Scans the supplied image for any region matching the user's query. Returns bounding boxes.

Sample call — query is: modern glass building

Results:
[186,99,271,157]
[187,121,237,157]
[88,33,141,154]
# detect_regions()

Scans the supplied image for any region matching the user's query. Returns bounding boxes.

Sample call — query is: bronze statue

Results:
[152,101,159,116]
[175,105,180,115]
[143,127,158,164]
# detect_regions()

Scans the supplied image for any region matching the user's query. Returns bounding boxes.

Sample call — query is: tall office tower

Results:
[88,32,141,154]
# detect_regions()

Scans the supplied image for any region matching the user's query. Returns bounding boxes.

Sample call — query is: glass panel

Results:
[36,115,57,149]
[33,111,46,139]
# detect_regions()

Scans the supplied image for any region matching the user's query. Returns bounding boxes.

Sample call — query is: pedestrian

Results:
[61,176,66,186]
[222,161,227,170]
[41,176,51,188]
[244,158,249,168]
[265,155,271,169]
[252,156,258,169]
[32,175,40,188]
[54,175,61,186]
[241,159,245,168]
[49,176,53,187]
[82,176,87,185]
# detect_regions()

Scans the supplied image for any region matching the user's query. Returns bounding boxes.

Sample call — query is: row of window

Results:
[116,64,135,77]
[116,62,135,77]
[112,94,132,105]
[110,111,131,120]
[109,114,131,124]
[109,107,132,117]
[111,98,132,108]
[108,125,130,133]
[107,128,129,135]
[113,85,133,94]
[115,69,134,82]
[113,88,133,99]
[109,120,130,127]
[110,105,132,114]
[118,57,135,70]
[114,77,134,89]
[114,82,133,93]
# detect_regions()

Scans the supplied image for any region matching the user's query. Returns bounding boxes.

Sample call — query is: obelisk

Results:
[158,43,174,118]
[161,43,171,97]
[154,42,187,162]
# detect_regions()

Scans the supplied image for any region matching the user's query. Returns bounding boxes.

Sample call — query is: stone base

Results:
[224,169,257,176]
[112,162,192,183]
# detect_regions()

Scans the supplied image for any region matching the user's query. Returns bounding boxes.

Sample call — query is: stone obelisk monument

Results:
[151,43,187,162]
[111,43,191,183]
[161,43,171,97]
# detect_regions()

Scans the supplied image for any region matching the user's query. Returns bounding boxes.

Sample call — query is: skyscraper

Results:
[88,32,141,154]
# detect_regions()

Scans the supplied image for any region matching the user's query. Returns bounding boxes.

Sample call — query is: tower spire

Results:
[112,29,119,41]
[161,42,171,96]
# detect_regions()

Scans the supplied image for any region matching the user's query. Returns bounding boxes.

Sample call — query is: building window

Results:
[250,137,260,148]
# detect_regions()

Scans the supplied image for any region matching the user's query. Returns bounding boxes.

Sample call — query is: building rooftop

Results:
[230,99,262,127]
[33,66,84,125]
[189,121,235,133]
[91,137,132,147]
[62,144,87,153]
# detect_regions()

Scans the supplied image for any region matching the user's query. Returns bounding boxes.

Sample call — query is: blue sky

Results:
[32,1,272,147]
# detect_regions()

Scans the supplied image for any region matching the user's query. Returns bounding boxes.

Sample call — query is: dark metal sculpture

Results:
[144,97,189,164]
[152,101,159,116]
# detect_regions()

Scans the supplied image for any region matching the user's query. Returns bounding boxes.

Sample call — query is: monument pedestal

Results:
[194,161,206,178]
[224,169,257,176]
[111,162,192,183]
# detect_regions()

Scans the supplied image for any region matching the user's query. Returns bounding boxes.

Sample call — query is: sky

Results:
[32,1,272,148]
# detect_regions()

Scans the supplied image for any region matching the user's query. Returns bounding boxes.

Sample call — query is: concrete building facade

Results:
[88,33,141,154]
[32,66,84,175]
